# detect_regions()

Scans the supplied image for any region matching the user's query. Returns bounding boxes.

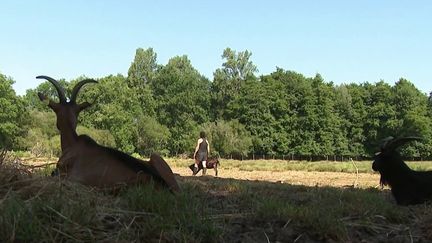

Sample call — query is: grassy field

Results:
[168,157,432,174]
[1,155,432,242]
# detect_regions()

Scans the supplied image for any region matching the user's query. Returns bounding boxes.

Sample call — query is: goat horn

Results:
[36,75,67,104]
[70,79,98,103]
[382,136,423,152]
[379,136,394,151]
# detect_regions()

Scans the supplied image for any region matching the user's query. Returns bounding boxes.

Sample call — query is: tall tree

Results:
[428,92,432,117]
[265,69,312,156]
[334,84,368,157]
[151,55,211,154]
[127,48,159,86]
[310,74,343,158]
[392,79,432,158]
[228,79,276,155]
[211,48,258,119]
[392,79,431,137]
[126,47,158,116]
[362,81,398,153]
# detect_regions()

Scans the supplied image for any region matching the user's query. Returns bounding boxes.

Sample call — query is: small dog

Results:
[189,157,220,176]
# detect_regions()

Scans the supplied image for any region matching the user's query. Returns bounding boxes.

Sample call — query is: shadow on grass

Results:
[179,175,432,243]
[1,159,432,243]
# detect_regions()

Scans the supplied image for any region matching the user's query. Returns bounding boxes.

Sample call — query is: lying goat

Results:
[37,76,180,192]
[372,136,432,205]
[189,157,220,176]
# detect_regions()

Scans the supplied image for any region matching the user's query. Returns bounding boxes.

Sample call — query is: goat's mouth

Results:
[372,162,378,171]
[379,176,388,187]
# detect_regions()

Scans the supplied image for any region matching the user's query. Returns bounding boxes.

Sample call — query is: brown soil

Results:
[172,167,381,189]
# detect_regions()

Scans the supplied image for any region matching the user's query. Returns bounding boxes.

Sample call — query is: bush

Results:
[203,119,253,157]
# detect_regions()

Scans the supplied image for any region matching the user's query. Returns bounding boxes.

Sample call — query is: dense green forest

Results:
[1,47,432,160]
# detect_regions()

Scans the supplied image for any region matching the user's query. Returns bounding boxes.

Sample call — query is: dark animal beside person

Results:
[37,76,180,192]
[372,136,432,205]
[189,157,220,176]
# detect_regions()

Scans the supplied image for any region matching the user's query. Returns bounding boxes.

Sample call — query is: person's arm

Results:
[193,139,202,158]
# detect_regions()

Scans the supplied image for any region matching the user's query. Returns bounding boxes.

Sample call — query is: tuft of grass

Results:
[0,157,222,242]
[251,183,415,241]
[0,178,222,242]
[119,182,221,242]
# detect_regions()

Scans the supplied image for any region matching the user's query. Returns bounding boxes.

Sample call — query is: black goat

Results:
[372,136,432,205]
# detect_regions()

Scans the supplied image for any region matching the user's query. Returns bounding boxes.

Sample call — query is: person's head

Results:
[199,131,206,139]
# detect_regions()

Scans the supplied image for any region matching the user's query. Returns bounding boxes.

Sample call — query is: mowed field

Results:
[171,163,380,188]
[20,157,383,188]
[2,156,432,242]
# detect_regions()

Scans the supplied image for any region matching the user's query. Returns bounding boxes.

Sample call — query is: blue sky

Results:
[1,1,431,95]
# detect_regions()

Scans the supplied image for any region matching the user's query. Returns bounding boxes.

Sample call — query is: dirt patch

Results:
[22,157,381,189]
[172,167,381,189]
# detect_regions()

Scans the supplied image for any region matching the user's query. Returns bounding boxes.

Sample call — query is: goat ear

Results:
[38,92,58,110]
[37,92,49,103]
[78,102,92,112]
[78,95,98,112]
[379,136,394,151]
[383,137,423,152]
[36,76,67,104]
[149,153,181,193]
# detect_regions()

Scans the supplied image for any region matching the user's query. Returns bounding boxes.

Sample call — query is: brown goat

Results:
[37,76,180,192]
[188,157,220,176]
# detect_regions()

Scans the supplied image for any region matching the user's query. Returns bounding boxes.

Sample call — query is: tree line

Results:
[1,47,432,160]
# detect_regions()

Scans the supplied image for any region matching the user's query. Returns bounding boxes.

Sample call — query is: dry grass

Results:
[2,154,432,242]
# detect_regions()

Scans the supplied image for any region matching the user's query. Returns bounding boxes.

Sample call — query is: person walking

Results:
[193,131,210,175]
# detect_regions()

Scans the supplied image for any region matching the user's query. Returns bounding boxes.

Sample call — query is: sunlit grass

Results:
[166,158,432,174]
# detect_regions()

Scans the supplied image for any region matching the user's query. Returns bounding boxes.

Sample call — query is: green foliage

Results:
[211,48,258,119]
[127,47,159,87]
[127,47,158,116]
[5,47,432,159]
[78,74,142,153]
[136,116,170,156]
[23,77,70,111]
[76,126,116,148]
[151,55,211,154]
[0,74,28,149]
[19,110,59,157]
[203,119,253,157]
[18,110,116,157]
[393,79,432,138]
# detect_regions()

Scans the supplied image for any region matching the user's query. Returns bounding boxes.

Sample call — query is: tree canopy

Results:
[2,47,431,160]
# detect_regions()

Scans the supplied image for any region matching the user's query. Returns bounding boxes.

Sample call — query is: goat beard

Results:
[379,174,389,187]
